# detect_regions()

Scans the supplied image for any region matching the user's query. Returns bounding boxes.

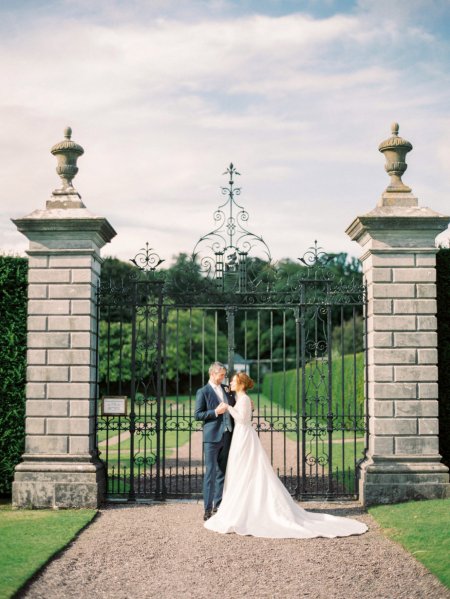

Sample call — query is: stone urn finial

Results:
[378,122,413,193]
[50,127,84,195]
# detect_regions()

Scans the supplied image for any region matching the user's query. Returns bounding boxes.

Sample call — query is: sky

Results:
[1,0,449,266]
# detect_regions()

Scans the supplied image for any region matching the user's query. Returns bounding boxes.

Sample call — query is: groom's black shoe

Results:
[203,509,212,521]
[212,506,218,514]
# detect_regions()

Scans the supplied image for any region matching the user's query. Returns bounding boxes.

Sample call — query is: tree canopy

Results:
[98,252,364,391]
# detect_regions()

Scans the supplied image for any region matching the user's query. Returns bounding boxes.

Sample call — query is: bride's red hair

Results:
[235,372,254,391]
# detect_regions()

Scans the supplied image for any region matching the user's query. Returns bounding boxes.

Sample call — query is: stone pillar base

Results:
[12,455,105,509]
[360,457,450,506]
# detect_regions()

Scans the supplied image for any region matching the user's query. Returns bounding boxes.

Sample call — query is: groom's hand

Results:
[216,403,228,415]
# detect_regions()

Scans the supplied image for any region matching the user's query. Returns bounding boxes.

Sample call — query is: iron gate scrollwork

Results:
[95,164,368,501]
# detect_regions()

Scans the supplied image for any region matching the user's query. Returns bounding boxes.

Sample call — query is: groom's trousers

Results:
[203,431,232,511]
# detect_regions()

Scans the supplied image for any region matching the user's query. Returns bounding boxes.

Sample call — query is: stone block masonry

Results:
[24,254,100,457]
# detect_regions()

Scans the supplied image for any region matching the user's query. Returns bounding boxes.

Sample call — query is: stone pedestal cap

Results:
[13,207,117,250]
[346,205,450,250]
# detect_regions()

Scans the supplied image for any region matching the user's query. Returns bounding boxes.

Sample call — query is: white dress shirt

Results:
[209,379,228,417]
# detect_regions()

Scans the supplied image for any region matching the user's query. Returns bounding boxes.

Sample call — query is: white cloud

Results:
[1,3,449,264]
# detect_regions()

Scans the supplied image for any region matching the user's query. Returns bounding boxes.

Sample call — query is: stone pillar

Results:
[346,123,450,505]
[12,128,116,508]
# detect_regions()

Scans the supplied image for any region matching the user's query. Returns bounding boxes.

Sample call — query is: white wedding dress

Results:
[204,394,368,538]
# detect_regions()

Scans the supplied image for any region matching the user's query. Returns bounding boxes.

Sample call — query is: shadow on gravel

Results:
[301,503,367,517]
[99,500,367,519]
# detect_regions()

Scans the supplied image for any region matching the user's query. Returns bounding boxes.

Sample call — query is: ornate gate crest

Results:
[192,163,272,292]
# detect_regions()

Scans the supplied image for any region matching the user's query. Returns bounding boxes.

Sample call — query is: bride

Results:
[204,372,368,538]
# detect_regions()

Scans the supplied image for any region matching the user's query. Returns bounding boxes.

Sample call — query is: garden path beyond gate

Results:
[95,165,367,501]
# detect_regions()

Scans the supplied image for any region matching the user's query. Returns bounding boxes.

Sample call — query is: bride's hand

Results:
[216,402,228,415]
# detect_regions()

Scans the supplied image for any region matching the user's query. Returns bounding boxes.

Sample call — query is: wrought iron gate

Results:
[95,165,367,501]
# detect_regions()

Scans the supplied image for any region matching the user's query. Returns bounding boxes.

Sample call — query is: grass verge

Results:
[369,499,450,589]
[0,505,96,599]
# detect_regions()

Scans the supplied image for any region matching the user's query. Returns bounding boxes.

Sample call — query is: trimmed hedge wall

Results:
[437,248,450,469]
[261,353,365,424]
[0,256,27,495]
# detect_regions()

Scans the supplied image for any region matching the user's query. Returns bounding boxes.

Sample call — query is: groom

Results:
[194,361,235,521]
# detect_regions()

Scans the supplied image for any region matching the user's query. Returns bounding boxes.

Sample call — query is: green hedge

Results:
[0,256,27,495]
[262,352,365,423]
[437,248,450,469]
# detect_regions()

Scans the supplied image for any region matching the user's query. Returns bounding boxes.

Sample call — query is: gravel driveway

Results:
[19,501,448,599]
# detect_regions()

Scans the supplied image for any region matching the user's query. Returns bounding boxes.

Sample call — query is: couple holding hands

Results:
[194,362,367,539]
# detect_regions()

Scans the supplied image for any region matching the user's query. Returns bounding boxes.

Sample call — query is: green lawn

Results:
[369,499,450,589]
[0,505,96,599]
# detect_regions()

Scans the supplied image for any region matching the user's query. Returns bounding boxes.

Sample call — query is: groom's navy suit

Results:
[195,383,236,511]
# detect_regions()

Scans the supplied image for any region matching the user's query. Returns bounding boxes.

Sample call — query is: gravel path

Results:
[20,501,449,599]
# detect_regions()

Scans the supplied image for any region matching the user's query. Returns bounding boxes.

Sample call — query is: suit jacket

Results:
[194,383,236,443]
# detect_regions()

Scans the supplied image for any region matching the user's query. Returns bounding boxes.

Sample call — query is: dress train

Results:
[204,394,368,539]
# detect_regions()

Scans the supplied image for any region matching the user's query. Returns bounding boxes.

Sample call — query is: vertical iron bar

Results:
[202,310,206,384]
[117,301,124,495]
[175,309,180,493]
[298,300,304,499]
[226,306,236,375]
[106,304,111,396]
[269,311,274,464]
[155,285,164,500]
[118,309,123,395]
[353,304,357,496]
[257,311,261,431]
[327,284,333,497]
[314,303,319,495]
[341,305,345,493]
[128,282,137,502]
[188,308,193,494]
[214,310,218,361]
[162,304,168,499]
[244,311,248,367]
[283,310,287,483]
[363,280,369,498]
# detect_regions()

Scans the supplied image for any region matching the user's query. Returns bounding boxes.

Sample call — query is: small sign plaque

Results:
[102,396,128,416]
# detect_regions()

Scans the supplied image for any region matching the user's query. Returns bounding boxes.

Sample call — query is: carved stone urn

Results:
[378,122,413,192]
[50,126,84,194]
